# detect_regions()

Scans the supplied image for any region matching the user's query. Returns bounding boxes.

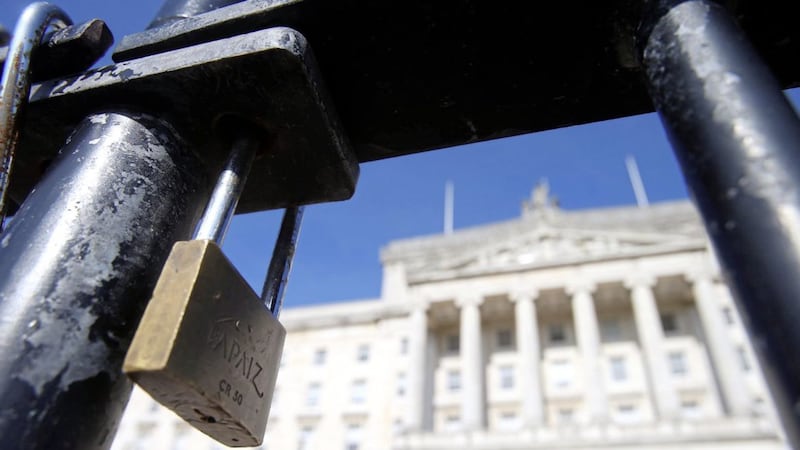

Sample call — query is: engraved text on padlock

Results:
[124,240,285,447]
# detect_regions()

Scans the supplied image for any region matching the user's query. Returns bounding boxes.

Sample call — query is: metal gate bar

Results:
[641,0,800,445]
[0,113,207,449]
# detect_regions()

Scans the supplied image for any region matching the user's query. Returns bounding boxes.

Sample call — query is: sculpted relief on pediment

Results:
[406,229,688,277]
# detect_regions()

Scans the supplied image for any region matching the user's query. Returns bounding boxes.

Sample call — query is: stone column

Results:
[511,290,544,427]
[458,295,485,430]
[568,282,608,423]
[689,271,751,416]
[625,274,680,419]
[407,306,429,431]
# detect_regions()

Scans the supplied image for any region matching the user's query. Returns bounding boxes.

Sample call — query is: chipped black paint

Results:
[148,0,247,29]
[0,112,208,449]
[14,27,358,214]
[0,19,113,83]
[641,0,800,445]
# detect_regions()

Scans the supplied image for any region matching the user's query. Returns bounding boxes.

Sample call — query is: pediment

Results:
[405,226,702,278]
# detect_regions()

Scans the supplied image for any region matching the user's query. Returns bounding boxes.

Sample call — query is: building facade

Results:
[112,191,786,450]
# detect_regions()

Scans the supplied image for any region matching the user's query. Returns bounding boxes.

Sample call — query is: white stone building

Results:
[111,190,787,450]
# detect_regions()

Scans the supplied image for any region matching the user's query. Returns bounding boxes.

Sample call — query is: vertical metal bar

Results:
[0,3,72,228]
[193,134,258,244]
[640,0,800,445]
[0,112,207,449]
[262,205,304,318]
[0,26,9,46]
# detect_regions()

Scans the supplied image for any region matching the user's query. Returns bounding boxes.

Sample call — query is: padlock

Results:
[124,133,302,447]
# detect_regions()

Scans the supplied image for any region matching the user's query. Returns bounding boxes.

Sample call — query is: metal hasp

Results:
[0,2,72,226]
[13,26,357,213]
[0,19,114,83]
[640,0,800,445]
[0,112,208,449]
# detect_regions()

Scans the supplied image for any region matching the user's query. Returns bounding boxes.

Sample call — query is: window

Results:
[444,414,460,431]
[499,366,514,389]
[497,329,513,349]
[557,408,574,424]
[313,349,326,365]
[447,370,461,392]
[661,314,678,333]
[722,306,735,325]
[753,397,766,416]
[549,324,567,344]
[272,388,280,409]
[668,352,687,375]
[616,404,640,424]
[350,379,367,404]
[681,399,701,419]
[498,411,519,430]
[133,424,156,450]
[344,423,362,450]
[551,359,573,388]
[174,425,191,448]
[396,372,407,397]
[600,319,622,341]
[298,426,314,450]
[400,337,409,354]
[357,344,370,362]
[445,334,460,353]
[609,356,627,381]
[305,383,320,407]
[393,419,404,436]
[737,346,751,372]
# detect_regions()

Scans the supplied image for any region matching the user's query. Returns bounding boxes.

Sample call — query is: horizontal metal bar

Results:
[148,0,248,29]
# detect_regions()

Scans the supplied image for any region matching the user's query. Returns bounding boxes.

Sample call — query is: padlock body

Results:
[124,240,284,447]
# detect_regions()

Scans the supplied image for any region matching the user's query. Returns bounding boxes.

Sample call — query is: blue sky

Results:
[3,1,799,306]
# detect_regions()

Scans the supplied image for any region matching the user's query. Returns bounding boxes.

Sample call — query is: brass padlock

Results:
[124,135,303,447]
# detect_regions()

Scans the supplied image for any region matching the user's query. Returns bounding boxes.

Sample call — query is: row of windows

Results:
[297,305,739,367]
[445,366,515,392]
[313,344,374,366]
[545,308,739,346]
[297,423,363,450]
[302,379,370,407]
[297,350,752,408]
[443,329,515,354]
[306,338,414,367]
[300,364,519,407]
[442,347,752,397]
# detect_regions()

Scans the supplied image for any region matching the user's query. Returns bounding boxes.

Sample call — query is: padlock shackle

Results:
[263,205,304,318]
[193,134,258,244]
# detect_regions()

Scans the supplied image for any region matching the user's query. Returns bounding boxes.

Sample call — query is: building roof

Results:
[283,194,707,328]
[381,192,705,282]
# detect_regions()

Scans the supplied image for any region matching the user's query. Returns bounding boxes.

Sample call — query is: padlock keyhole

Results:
[194,408,217,424]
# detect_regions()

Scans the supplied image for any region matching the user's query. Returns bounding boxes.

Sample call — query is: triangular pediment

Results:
[405,225,703,279]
